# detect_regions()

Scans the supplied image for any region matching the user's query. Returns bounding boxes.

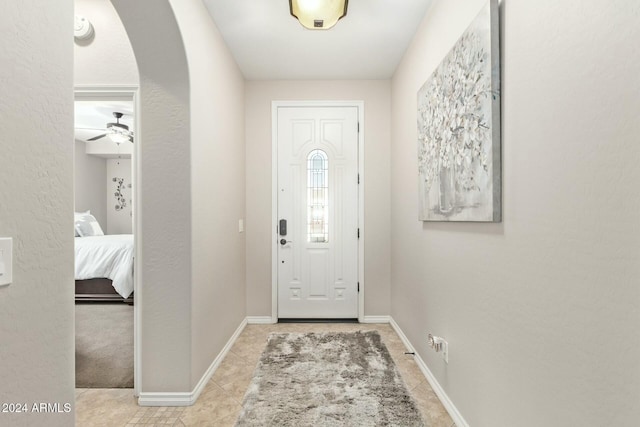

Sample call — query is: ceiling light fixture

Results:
[85,112,133,144]
[289,0,348,30]
[108,128,130,144]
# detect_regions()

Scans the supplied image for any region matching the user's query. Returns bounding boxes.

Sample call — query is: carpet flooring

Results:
[235,330,425,427]
[75,303,134,388]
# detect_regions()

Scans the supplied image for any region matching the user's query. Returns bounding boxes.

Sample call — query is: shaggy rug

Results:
[75,303,133,388]
[235,331,425,427]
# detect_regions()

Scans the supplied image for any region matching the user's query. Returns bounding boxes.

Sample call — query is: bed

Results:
[75,234,134,303]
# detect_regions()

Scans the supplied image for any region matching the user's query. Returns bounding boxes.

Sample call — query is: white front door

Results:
[276,106,359,319]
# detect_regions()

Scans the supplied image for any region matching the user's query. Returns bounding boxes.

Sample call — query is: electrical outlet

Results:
[428,334,448,364]
[0,238,13,286]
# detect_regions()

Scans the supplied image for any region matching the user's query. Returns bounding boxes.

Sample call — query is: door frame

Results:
[74,85,141,395]
[271,100,365,323]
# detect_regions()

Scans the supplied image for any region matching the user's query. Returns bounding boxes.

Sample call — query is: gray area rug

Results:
[75,303,133,388]
[235,331,425,427]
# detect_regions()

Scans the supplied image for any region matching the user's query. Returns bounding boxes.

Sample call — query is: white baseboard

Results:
[137,392,193,407]
[138,318,248,407]
[246,316,275,324]
[361,315,391,324]
[389,317,469,427]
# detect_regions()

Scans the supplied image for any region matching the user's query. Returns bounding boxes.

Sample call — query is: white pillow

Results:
[74,211,90,237]
[75,213,104,237]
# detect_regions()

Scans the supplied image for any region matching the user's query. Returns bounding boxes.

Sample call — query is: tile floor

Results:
[76,323,455,426]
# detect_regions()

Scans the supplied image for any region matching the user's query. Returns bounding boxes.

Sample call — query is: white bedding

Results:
[75,234,134,299]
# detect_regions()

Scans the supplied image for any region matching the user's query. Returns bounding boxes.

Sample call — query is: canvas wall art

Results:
[417,0,501,222]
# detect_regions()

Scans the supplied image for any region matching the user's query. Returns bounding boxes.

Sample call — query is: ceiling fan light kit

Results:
[289,0,348,30]
[108,128,131,144]
[86,112,133,143]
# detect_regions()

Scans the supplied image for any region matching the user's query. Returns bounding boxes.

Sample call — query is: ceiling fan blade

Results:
[87,134,107,141]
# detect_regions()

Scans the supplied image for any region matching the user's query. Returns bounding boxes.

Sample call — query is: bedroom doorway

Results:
[272,101,365,321]
[73,86,140,393]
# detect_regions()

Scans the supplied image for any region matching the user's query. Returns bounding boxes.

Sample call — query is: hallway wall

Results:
[80,0,246,394]
[112,0,193,392]
[169,0,247,389]
[390,0,640,425]
[245,80,391,318]
[111,0,247,394]
[0,1,75,426]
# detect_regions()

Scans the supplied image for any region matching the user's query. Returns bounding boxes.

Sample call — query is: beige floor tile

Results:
[412,380,454,427]
[219,370,254,404]
[230,330,267,347]
[228,343,265,367]
[210,351,252,387]
[76,322,454,426]
[395,358,428,390]
[75,388,89,399]
[179,383,242,426]
[75,388,138,426]
[210,412,239,427]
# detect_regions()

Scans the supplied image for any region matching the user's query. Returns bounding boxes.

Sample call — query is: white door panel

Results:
[277,106,359,318]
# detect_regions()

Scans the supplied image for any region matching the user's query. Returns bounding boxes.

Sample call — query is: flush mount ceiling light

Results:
[289,0,349,30]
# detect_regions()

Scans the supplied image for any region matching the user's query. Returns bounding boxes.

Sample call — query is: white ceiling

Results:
[74,100,134,142]
[202,0,433,80]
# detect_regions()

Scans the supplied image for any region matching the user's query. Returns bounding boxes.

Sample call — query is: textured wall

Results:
[390,0,640,425]
[74,0,136,234]
[0,1,75,426]
[168,0,247,389]
[112,0,192,393]
[245,80,391,318]
[74,0,138,86]
[74,140,107,228]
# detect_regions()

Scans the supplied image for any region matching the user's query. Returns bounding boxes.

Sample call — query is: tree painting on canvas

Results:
[417,0,501,222]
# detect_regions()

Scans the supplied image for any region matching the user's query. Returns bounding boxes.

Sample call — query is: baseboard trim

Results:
[137,392,193,407]
[361,315,391,324]
[138,317,248,407]
[389,317,469,427]
[246,316,275,324]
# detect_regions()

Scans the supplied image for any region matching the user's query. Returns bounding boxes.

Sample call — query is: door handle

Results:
[280,239,292,245]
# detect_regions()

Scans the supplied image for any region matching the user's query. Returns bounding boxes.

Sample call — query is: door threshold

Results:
[278,318,359,323]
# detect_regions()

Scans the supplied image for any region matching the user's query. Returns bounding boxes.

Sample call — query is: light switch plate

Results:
[238,219,244,233]
[0,238,13,286]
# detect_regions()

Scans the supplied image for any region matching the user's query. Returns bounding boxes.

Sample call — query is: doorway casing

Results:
[74,85,141,395]
[271,100,365,323]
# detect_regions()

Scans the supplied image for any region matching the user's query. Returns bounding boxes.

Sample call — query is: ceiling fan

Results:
[78,112,134,143]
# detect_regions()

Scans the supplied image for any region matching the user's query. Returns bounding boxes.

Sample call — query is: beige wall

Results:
[390,0,640,425]
[74,140,107,227]
[0,1,75,426]
[112,0,247,393]
[169,0,247,389]
[245,80,391,317]
[74,0,137,233]
[112,0,193,392]
[78,0,247,395]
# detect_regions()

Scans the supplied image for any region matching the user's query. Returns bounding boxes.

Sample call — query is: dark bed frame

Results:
[75,278,134,304]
